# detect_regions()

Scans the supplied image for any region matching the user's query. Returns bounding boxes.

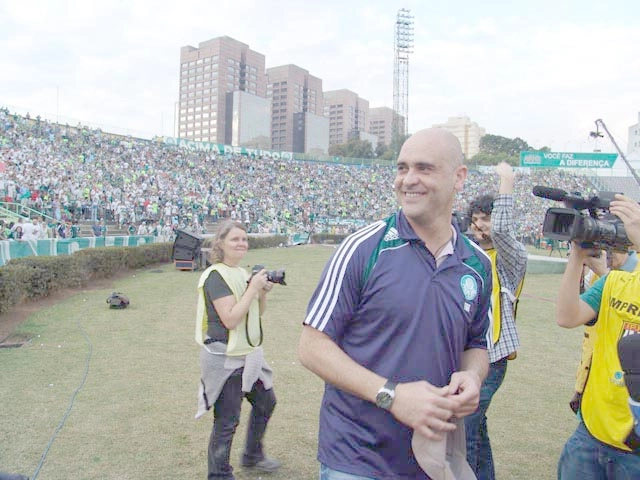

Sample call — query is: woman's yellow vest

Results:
[195,263,261,356]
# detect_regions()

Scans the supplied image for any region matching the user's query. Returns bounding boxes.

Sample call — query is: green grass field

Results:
[0,245,580,480]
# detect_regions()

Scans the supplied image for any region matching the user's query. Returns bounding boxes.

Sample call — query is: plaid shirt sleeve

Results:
[489,194,529,362]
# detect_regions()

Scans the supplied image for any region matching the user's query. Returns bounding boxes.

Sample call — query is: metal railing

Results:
[0,202,56,224]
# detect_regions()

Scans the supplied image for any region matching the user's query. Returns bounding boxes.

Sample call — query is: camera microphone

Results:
[618,334,640,448]
[533,186,593,210]
[532,186,568,202]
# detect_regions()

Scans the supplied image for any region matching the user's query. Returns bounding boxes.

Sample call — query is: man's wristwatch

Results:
[375,380,397,411]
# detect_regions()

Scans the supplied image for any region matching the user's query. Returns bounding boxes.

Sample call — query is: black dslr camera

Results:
[250,264,287,286]
[533,186,631,251]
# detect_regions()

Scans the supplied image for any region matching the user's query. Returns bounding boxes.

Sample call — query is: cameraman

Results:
[570,248,640,414]
[557,194,640,478]
[464,161,528,479]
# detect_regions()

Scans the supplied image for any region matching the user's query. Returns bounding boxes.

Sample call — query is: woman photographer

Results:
[195,220,280,479]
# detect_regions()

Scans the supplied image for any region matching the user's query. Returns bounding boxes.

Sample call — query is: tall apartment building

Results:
[626,112,640,175]
[369,106,406,147]
[178,36,268,144]
[324,89,369,147]
[432,116,486,159]
[628,112,640,158]
[266,64,326,153]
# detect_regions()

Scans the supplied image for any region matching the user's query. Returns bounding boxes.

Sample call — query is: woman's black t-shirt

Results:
[203,270,233,343]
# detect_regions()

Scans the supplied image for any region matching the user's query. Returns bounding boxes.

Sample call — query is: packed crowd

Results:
[0,108,597,243]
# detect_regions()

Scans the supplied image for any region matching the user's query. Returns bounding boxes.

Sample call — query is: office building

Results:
[178,36,267,144]
[266,64,324,153]
[324,89,369,147]
[227,91,271,149]
[628,112,640,159]
[432,116,486,159]
[369,106,405,147]
[293,112,330,155]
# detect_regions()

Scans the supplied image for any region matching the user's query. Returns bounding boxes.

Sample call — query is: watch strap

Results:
[382,380,397,393]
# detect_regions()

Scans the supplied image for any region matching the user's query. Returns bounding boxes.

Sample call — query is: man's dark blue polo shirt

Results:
[304,210,492,479]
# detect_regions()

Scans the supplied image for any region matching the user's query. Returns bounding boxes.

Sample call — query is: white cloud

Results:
[0,0,638,151]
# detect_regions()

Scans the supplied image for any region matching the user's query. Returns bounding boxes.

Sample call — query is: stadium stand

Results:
[3,108,638,247]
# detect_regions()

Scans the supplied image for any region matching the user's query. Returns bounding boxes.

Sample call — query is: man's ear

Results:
[454,165,467,193]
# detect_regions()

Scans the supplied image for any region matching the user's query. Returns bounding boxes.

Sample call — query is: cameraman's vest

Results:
[575,253,640,394]
[195,263,261,356]
[581,270,640,451]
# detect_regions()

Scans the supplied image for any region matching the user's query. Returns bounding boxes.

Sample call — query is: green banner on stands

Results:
[520,151,617,168]
[0,236,156,266]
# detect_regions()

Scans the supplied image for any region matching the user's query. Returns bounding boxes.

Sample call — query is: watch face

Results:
[376,391,393,410]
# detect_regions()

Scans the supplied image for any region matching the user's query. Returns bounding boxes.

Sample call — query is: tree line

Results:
[327,132,550,166]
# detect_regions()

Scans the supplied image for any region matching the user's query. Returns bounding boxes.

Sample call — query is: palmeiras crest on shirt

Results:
[460,274,478,302]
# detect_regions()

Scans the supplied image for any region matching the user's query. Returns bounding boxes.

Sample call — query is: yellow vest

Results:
[485,249,524,360]
[487,249,502,344]
[575,259,640,393]
[582,270,640,450]
[195,263,261,356]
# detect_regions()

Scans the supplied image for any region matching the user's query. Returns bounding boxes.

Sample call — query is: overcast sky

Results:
[1,0,639,153]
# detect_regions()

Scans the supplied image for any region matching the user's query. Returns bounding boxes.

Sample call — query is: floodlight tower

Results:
[392,8,414,156]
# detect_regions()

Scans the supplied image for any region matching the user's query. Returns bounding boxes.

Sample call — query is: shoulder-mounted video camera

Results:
[532,186,631,251]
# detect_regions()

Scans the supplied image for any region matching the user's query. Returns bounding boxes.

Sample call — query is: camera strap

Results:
[245,314,263,347]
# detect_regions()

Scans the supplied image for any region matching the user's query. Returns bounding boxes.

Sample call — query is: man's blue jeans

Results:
[464,357,508,480]
[320,464,375,480]
[558,421,640,479]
